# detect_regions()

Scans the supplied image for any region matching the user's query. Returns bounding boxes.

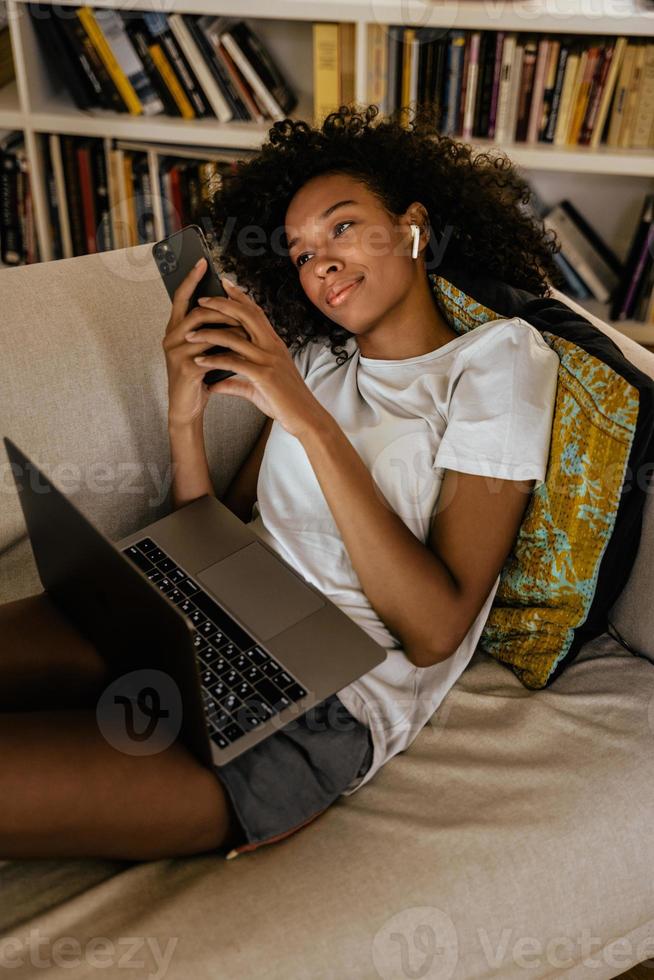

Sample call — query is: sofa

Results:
[1,242,654,980]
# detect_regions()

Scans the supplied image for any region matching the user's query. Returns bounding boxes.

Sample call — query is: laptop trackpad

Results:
[197,541,325,642]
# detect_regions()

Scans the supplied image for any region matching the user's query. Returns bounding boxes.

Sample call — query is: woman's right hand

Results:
[162,257,246,428]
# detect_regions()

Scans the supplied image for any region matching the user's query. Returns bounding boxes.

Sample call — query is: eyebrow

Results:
[287,199,358,252]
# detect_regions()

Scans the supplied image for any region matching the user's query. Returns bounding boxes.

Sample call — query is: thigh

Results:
[0,591,110,710]
[0,708,244,861]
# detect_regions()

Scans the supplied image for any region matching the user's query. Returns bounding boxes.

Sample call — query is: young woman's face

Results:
[284,173,422,336]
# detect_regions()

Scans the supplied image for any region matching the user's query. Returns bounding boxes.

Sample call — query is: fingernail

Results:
[195,257,206,268]
[197,297,209,304]
[194,356,207,364]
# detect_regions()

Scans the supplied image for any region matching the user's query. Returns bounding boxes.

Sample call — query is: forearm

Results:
[298,414,461,667]
[168,417,215,511]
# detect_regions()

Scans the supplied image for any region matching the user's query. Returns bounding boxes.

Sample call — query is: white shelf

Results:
[12,0,654,35]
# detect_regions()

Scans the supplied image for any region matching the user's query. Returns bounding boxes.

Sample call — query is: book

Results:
[60,134,86,255]
[312,23,339,125]
[544,200,622,303]
[526,38,549,143]
[462,31,481,139]
[538,38,561,139]
[76,138,98,252]
[515,37,538,141]
[611,195,654,320]
[27,2,95,110]
[76,6,142,115]
[367,22,388,114]
[219,20,297,119]
[0,132,22,264]
[339,22,355,106]
[487,31,505,139]
[553,46,580,145]
[167,14,232,121]
[48,133,72,258]
[494,32,517,142]
[618,41,646,147]
[632,43,654,148]
[185,14,251,120]
[201,15,266,122]
[590,37,627,147]
[607,42,637,145]
[54,6,125,112]
[141,12,211,118]
[120,14,180,117]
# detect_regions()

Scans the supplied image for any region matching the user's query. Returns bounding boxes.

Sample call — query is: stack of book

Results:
[41,134,254,258]
[542,200,622,303]
[368,27,652,148]
[28,4,297,122]
[1,131,38,266]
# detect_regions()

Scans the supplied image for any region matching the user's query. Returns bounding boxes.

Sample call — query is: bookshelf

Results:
[1,0,654,345]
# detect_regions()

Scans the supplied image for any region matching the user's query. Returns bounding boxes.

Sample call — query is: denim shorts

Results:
[211,693,374,860]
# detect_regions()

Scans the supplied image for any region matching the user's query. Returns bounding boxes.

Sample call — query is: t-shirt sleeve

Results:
[292,337,328,381]
[433,318,559,491]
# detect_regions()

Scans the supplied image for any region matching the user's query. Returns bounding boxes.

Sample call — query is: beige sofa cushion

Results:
[0,245,266,603]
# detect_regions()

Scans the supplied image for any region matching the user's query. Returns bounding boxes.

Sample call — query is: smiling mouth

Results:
[327,278,364,307]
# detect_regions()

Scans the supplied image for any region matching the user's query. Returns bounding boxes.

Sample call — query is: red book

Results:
[169,164,183,232]
[76,143,98,254]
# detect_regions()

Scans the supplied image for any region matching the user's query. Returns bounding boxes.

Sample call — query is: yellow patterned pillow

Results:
[429,271,647,689]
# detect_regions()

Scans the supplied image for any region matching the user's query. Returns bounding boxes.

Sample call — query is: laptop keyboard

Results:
[121,537,307,749]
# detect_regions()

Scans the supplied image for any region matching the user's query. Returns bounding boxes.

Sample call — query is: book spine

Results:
[631,42,654,147]
[526,38,549,143]
[569,45,600,144]
[579,44,611,145]
[515,39,538,141]
[487,31,505,139]
[544,42,570,142]
[90,139,112,251]
[61,135,86,256]
[610,194,653,319]
[553,50,580,145]
[538,38,561,139]
[457,32,470,135]
[462,32,481,139]
[591,36,627,148]
[619,42,646,148]
[76,142,98,253]
[620,222,654,319]
[122,17,179,117]
[494,33,516,143]
[474,33,493,137]
[148,43,195,119]
[607,42,636,145]
[312,22,339,125]
[0,148,21,264]
[49,133,73,258]
[57,8,125,112]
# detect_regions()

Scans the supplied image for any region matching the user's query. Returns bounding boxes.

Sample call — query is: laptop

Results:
[3,436,386,769]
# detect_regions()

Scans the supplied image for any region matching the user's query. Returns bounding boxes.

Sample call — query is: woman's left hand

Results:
[185,275,330,440]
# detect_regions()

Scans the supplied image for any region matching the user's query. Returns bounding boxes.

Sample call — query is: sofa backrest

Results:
[0,243,266,599]
[1,248,652,656]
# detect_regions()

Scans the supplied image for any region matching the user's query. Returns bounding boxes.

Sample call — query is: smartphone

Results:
[152,224,235,385]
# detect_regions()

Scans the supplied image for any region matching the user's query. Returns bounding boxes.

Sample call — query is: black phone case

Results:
[152,224,235,385]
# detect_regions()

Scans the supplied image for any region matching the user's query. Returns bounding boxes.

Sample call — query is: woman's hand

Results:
[162,257,249,428]
[185,276,331,440]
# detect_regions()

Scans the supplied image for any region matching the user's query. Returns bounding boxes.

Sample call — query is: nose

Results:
[314,255,344,279]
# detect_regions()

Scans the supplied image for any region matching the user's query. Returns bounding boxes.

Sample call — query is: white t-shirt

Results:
[246,317,560,794]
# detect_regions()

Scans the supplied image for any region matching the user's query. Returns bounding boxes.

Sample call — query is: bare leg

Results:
[0,591,110,711]
[0,709,243,860]
[0,592,244,860]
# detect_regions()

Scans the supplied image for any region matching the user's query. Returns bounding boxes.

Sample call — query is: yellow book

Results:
[339,23,355,106]
[590,37,627,148]
[149,43,195,120]
[313,23,340,125]
[607,43,636,145]
[619,41,646,147]
[367,23,387,111]
[123,153,139,246]
[633,43,654,147]
[553,52,579,145]
[399,28,415,128]
[566,48,590,144]
[77,6,142,116]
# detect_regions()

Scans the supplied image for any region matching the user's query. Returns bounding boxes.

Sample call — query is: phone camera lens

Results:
[167,257,178,272]
[159,262,170,274]
[154,244,166,261]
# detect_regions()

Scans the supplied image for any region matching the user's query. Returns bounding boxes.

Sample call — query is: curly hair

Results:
[206,102,564,366]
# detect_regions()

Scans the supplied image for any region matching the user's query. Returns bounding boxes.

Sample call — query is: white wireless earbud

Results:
[410,223,420,260]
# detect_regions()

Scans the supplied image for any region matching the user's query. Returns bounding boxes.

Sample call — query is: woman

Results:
[0,104,561,862]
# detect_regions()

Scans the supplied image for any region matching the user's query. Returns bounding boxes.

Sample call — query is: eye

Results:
[295,221,354,268]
